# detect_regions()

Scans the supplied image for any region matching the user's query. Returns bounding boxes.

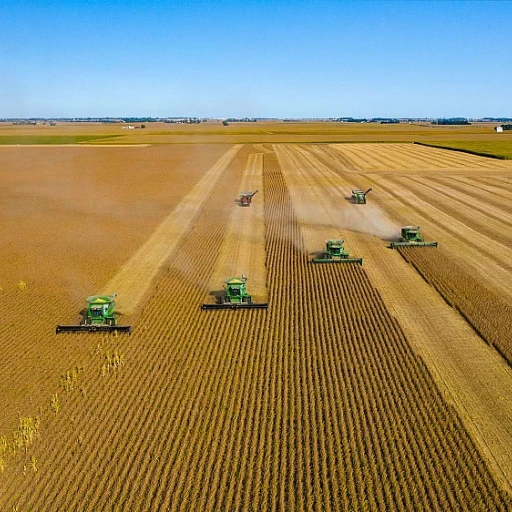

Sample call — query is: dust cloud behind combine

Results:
[337,203,400,241]
[274,144,400,256]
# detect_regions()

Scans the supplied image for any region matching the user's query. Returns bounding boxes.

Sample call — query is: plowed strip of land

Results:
[103,145,242,314]
[205,152,267,303]
[275,143,512,493]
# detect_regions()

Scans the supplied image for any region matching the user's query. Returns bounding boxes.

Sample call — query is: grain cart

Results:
[311,239,363,265]
[240,190,258,206]
[351,188,372,204]
[390,226,438,248]
[56,293,132,334]
[201,275,268,310]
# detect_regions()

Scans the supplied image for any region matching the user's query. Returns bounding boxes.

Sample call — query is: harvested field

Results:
[104,144,243,313]
[1,138,512,510]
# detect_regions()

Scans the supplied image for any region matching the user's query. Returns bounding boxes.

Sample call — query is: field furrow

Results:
[428,175,512,214]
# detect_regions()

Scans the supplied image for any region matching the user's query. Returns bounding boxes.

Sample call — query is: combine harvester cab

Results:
[56,293,132,334]
[390,226,438,249]
[201,275,268,310]
[311,239,363,265]
[351,188,372,204]
[239,190,258,207]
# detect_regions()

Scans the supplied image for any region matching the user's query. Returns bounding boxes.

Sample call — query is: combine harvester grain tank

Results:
[311,239,363,265]
[56,293,132,334]
[390,226,438,248]
[201,275,268,310]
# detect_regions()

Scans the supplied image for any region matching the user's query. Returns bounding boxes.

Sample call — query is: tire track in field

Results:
[469,175,512,192]
[102,145,242,314]
[407,144,510,169]
[330,143,436,172]
[391,143,493,169]
[330,142,510,173]
[205,152,267,303]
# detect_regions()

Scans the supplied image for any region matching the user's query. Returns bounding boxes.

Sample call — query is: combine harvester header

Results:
[56,293,132,334]
[390,226,438,248]
[202,275,268,310]
[311,239,363,265]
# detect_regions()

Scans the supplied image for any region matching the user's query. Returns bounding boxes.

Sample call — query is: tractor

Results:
[390,226,438,248]
[240,190,258,206]
[351,188,372,204]
[202,275,268,310]
[56,293,132,334]
[311,239,363,265]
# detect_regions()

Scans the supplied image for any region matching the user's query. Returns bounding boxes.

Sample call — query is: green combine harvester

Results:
[56,293,132,334]
[201,275,268,310]
[351,188,372,204]
[311,239,363,265]
[390,226,438,248]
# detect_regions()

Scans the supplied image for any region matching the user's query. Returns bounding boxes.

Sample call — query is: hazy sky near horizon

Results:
[1,0,511,118]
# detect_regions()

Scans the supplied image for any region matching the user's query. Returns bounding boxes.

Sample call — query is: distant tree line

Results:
[225,118,257,122]
[376,118,400,124]
[332,117,368,123]
[432,118,470,125]
[481,117,512,122]
[164,118,201,124]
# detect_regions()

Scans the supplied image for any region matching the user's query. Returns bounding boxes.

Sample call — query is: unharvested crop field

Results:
[1,130,511,510]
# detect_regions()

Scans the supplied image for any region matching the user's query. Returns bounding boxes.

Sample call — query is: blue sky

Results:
[1,0,511,118]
